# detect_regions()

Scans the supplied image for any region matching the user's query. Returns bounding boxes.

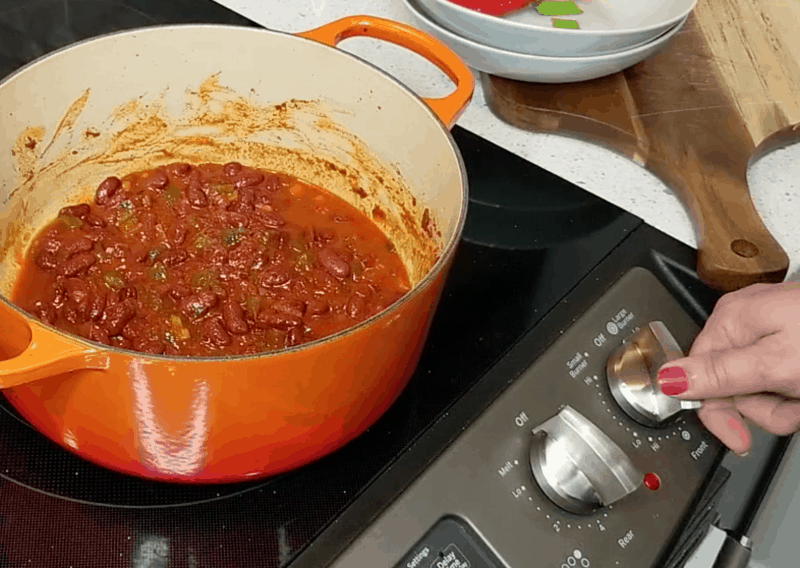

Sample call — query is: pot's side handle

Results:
[296,16,474,128]
[0,302,108,389]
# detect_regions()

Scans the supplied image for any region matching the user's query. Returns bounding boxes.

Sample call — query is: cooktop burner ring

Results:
[0,396,277,508]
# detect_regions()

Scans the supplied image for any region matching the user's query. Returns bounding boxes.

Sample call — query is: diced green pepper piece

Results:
[222,227,249,247]
[149,262,167,282]
[59,215,83,230]
[553,18,580,29]
[102,270,126,290]
[169,314,190,341]
[537,1,582,16]
[163,184,181,206]
[194,234,213,250]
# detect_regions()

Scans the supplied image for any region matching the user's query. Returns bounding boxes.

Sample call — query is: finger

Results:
[696,399,751,454]
[688,283,795,357]
[658,335,800,400]
[734,394,800,437]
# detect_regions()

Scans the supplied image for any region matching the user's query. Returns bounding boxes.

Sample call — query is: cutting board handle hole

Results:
[731,239,759,258]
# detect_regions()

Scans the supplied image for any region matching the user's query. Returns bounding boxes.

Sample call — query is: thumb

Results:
[657,339,791,399]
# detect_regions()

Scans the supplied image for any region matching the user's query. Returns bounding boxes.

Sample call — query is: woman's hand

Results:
[656,282,800,454]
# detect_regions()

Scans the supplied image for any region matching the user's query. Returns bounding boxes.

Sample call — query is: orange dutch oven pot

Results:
[0,17,473,481]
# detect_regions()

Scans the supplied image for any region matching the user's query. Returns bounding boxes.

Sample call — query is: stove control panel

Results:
[330,268,722,568]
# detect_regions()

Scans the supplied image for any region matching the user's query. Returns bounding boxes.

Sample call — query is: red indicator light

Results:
[643,473,661,490]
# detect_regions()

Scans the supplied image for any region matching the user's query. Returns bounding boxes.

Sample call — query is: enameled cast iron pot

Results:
[0,17,473,482]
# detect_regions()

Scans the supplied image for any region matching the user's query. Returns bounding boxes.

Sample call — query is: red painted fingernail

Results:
[658,366,688,396]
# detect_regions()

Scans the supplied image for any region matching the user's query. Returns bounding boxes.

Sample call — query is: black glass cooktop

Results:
[0,1,735,567]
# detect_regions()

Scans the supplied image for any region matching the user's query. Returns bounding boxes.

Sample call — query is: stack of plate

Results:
[401,0,696,83]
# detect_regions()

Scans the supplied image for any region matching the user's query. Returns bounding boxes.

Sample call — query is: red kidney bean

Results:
[133,338,166,355]
[220,300,248,335]
[61,303,89,325]
[88,324,110,346]
[35,250,58,271]
[105,290,120,308]
[352,282,374,299]
[187,182,208,208]
[32,301,57,325]
[288,276,313,297]
[255,192,272,206]
[256,211,285,228]
[95,176,122,206]
[311,269,339,294]
[228,245,257,272]
[273,300,306,318]
[258,268,291,288]
[169,163,192,177]
[141,212,157,236]
[119,286,138,301]
[169,284,191,300]
[222,211,249,228]
[223,162,242,177]
[234,172,264,189]
[227,201,255,215]
[57,252,96,277]
[209,247,229,266]
[162,249,189,267]
[89,292,106,321]
[314,227,336,244]
[255,311,303,330]
[121,319,145,341]
[228,187,255,214]
[51,279,67,308]
[287,326,304,346]
[132,246,150,264]
[136,193,153,210]
[39,235,62,254]
[180,291,218,318]
[169,224,188,246]
[318,248,351,279]
[64,237,94,257]
[64,278,90,304]
[263,174,284,192]
[110,336,132,350]
[203,319,231,347]
[59,203,90,219]
[85,214,106,228]
[146,170,169,190]
[346,293,367,319]
[83,229,104,243]
[103,300,136,335]
[306,298,330,316]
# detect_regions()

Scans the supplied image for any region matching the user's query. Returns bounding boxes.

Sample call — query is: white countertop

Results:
[212,3,799,566]
[215,0,800,282]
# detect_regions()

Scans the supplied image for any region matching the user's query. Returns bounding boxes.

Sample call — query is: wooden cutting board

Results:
[482,0,799,292]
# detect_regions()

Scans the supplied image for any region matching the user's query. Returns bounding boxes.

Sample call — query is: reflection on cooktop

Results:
[0,1,155,79]
[0,397,273,507]
[0,0,257,81]
[455,127,625,250]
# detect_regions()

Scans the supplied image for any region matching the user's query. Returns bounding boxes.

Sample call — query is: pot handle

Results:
[0,301,108,389]
[296,16,474,128]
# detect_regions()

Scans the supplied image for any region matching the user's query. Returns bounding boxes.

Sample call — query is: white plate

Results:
[402,0,687,83]
[416,0,696,56]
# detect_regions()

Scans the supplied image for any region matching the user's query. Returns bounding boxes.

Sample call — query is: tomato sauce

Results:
[12,162,411,357]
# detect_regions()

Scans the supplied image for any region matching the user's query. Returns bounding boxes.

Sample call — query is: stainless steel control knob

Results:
[529,406,642,515]
[606,321,701,428]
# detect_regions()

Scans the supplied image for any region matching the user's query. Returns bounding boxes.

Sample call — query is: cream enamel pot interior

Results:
[0,17,473,482]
